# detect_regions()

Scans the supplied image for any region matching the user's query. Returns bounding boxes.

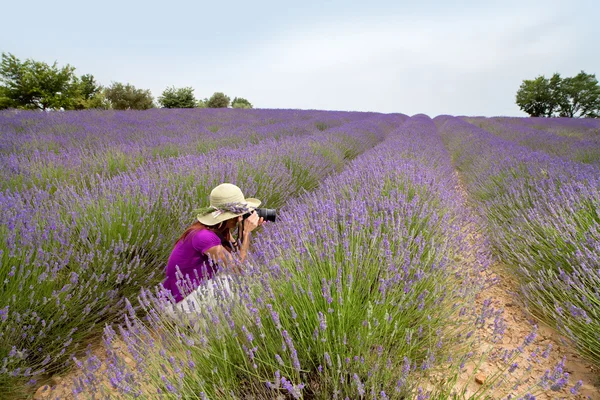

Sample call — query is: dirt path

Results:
[32,339,131,400]
[453,173,600,399]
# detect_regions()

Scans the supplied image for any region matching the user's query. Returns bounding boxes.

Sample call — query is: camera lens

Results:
[256,208,277,222]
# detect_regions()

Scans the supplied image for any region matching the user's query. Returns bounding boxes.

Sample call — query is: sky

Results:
[1,0,599,117]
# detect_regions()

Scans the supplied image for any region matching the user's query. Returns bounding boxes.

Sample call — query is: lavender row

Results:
[436,115,600,366]
[0,109,377,191]
[493,116,600,139]
[466,117,600,165]
[0,108,373,153]
[0,113,403,397]
[69,115,489,399]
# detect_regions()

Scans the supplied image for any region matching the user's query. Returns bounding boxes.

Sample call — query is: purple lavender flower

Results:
[353,373,365,396]
[318,311,327,332]
[570,380,583,395]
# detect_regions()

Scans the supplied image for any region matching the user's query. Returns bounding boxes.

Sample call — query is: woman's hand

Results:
[243,211,264,233]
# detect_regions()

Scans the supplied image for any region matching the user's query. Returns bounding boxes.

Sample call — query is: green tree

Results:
[0,53,24,109]
[70,74,108,109]
[79,74,101,100]
[104,82,154,110]
[206,92,230,108]
[231,97,253,109]
[197,98,208,108]
[557,71,600,118]
[0,52,79,110]
[517,71,600,118]
[158,86,196,108]
[546,73,563,117]
[79,87,110,110]
[0,86,13,109]
[516,75,555,117]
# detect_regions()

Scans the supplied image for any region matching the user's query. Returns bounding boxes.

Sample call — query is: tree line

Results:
[0,52,252,111]
[516,71,600,118]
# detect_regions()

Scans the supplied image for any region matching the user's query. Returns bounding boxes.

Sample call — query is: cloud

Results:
[228,7,576,116]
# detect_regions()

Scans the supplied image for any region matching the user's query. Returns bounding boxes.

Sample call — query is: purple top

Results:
[162,228,222,303]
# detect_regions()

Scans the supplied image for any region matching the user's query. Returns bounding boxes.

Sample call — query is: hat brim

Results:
[197,198,261,226]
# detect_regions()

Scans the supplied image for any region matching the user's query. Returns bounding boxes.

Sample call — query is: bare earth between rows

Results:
[453,174,600,400]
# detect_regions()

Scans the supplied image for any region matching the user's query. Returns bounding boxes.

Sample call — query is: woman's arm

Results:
[204,211,263,272]
[238,211,262,262]
[204,244,238,272]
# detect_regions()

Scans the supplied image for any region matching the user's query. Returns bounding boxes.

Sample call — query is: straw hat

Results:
[196,183,261,226]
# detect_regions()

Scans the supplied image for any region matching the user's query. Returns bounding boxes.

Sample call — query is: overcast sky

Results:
[2,0,598,116]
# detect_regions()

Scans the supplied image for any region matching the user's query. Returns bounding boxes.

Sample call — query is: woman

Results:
[161,183,263,311]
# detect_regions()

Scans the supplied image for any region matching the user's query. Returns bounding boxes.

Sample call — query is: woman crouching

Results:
[161,183,263,318]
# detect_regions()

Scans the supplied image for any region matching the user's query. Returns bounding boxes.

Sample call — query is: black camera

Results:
[244,208,277,222]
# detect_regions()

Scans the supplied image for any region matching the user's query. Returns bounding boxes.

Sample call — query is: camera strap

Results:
[236,223,244,250]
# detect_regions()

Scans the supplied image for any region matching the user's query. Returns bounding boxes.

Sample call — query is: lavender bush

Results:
[70,115,492,399]
[466,117,600,165]
[0,109,374,191]
[496,116,600,139]
[0,109,403,397]
[436,115,600,367]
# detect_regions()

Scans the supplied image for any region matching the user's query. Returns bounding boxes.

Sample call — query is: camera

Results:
[244,208,277,222]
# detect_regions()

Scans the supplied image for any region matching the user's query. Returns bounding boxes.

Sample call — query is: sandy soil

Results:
[453,174,600,400]
[32,339,130,400]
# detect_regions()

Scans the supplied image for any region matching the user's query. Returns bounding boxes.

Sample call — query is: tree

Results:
[78,74,102,101]
[516,76,554,117]
[231,97,253,109]
[206,92,230,108]
[0,53,24,109]
[546,73,563,117]
[0,52,78,110]
[158,86,196,108]
[0,52,109,110]
[104,82,154,110]
[70,74,108,110]
[29,60,78,110]
[0,86,13,109]
[197,98,208,108]
[516,71,600,118]
[557,71,600,118]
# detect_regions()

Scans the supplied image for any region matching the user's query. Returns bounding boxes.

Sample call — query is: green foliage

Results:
[0,52,108,111]
[196,98,208,108]
[516,71,600,118]
[72,74,109,110]
[558,71,600,118]
[0,52,252,113]
[78,74,101,101]
[0,52,77,110]
[515,75,560,117]
[0,86,14,109]
[85,91,110,110]
[206,91,230,108]
[104,82,154,110]
[231,96,253,109]
[0,53,30,109]
[158,86,197,108]
[315,121,329,131]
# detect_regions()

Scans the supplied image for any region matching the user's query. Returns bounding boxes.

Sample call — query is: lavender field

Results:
[0,109,598,399]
